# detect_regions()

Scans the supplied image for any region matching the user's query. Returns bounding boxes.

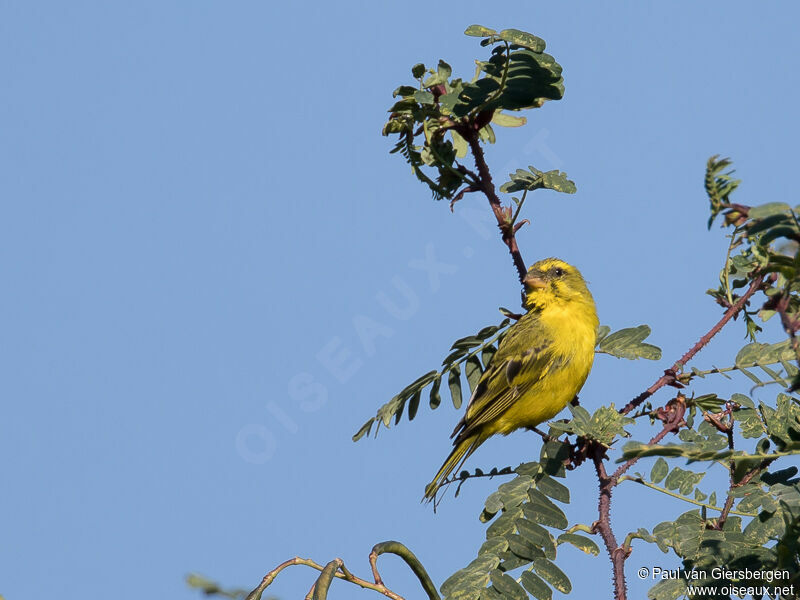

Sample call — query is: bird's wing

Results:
[453,330,560,441]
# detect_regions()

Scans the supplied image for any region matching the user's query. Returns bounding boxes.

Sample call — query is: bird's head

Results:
[522,258,593,310]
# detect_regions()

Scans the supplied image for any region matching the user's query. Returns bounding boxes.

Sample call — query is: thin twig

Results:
[462,130,527,283]
[621,275,765,415]
[245,556,405,600]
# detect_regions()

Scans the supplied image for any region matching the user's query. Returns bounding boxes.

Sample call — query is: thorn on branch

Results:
[512,219,530,233]
[450,185,479,211]
[662,368,684,389]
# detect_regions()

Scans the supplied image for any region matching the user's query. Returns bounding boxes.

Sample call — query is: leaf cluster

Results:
[622,393,800,462]
[644,493,800,600]
[441,447,598,600]
[704,157,800,384]
[382,25,567,200]
[353,318,510,442]
[549,404,634,448]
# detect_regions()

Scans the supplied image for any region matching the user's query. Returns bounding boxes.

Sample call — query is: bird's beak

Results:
[523,272,547,291]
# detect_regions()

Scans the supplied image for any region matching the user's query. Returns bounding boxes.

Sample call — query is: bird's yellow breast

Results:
[490,300,598,436]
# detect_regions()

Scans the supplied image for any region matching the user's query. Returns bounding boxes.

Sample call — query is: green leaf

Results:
[398,370,439,399]
[735,339,796,368]
[489,570,527,600]
[484,491,504,516]
[414,90,434,104]
[761,466,799,485]
[451,130,468,158]
[498,29,547,52]
[523,490,568,529]
[481,345,497,369]
[567,404,633,446]
[506,534,545,561]
[412,63,426,78]
[352,419,373,442]
[748,202,792,220]
[495,474,533,509]
[557,533,599,556]
[430,375,442,409]
[650,457,669,484]
[465,356,483,392]
[731,393,755,408]
[464,25,497,38]
[491,111,527,127]
[479,536,508,557]
[532,558,571,593]
[539,440,569,478]
[393,85,417,98]
[500,166,576,195]
[516,518,555,551]
[487,507,523,538]
[597,325,662,360]
[535,473,570,503]
[408,390,421,421]
[441,555,498,599]
[520,571,552,600]
[437,60,452,81]
[451,335,485,350]
[647,578,687,600]
[619,442,694,460]
[449,364,463,409]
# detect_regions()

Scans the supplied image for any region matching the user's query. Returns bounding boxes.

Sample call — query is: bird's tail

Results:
[423,433,483,502]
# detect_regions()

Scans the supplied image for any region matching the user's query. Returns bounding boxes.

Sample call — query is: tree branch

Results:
[245,554,408,600]
[620,274,765,415]
[461,127,528,283]
[591,446,628,600]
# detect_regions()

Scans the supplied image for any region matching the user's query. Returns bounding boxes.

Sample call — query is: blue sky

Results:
[2,2,799,599]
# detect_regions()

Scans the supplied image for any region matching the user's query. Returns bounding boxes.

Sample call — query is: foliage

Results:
[382,25,569,201]
[206,25,800,600]
[441,456,585,600]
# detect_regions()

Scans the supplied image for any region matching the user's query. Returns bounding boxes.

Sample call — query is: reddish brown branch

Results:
[461,128,528,283]
[611,396,687,484]
[247,555,406,600]
[620,274,765,415]
[592,448,628,600]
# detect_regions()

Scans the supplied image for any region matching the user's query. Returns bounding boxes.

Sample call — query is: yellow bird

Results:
[424,258,599,501]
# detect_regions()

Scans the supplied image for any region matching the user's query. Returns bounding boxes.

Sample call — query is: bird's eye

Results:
[553,267,565,277]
